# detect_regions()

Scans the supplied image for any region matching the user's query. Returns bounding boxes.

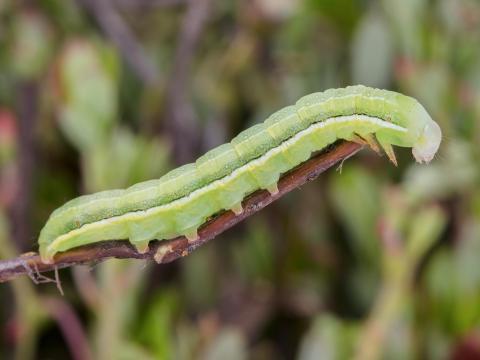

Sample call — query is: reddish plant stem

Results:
[42,297,93,360]
[0,141,362,283]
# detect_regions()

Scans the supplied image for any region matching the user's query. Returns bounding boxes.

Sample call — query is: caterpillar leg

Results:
[266,183,279,196]
[41,251,55,264]
[376,137,398,166]
[129,222,153,253]
[133,240,150,254]
[230,202,244,215]
[184,228,199,243]
[360,133,381,154]
[351,133,380,154]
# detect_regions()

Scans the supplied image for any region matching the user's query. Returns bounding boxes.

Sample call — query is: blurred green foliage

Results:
[1,0,480,359]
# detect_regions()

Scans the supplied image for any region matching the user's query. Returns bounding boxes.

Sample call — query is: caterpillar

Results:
[38,85,441,263]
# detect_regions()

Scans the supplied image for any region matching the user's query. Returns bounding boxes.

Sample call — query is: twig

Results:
[0,142,362,283]
[164,0,212,163]
[116,0,185,7]
[10,82,38,251]
[77,0,160,84]
[42,297,93,360]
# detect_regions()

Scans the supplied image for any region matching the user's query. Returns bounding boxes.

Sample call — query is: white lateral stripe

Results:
[49,115,406,250]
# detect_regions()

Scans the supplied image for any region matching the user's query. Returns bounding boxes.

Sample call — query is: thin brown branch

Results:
[0,141,362,283]
[164,0,212,163]
[10,81,39,252]
[116,0,185,7]
[42,297,93,360]
[77,0,160,84]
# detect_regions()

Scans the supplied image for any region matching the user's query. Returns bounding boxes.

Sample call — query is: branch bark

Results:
[0,141,362,283]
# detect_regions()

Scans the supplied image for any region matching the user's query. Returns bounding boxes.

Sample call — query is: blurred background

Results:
[0,0,479,359]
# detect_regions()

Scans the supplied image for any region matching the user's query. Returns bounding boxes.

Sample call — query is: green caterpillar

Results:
[38,85,441,263]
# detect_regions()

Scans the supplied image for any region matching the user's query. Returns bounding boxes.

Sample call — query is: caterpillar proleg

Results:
[38,85,441,263]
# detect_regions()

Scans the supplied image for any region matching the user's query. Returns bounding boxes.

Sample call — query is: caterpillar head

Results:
[404,100,442,164]
[394,94,442,164]
[412,119,442,163]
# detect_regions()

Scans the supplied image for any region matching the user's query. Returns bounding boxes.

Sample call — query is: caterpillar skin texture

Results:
[38,85,441,263]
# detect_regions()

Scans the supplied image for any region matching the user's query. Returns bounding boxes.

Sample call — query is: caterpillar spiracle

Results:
[38,85,442,263]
